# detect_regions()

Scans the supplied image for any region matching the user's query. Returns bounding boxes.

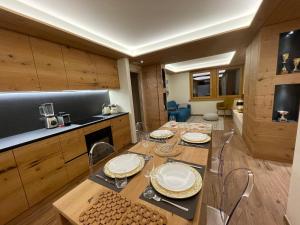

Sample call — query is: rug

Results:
[187,116,224,130]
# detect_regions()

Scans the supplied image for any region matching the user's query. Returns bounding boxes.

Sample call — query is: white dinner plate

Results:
[150,130,174,139]
[156,162,196,192]
[181,132,210,143]
[106,154,141,174]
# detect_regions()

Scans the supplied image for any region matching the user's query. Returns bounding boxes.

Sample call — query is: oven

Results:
[84,126,114,158]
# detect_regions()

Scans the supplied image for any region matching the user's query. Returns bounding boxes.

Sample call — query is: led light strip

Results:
[0,0,262,56]
[165,51,236,73]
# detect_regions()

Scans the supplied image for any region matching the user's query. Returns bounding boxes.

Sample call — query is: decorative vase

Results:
[281,53,289,74]
[277,110,288,122]
[293,58,300,72]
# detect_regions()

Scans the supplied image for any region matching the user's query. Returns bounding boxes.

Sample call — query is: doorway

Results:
[130,72,142,123]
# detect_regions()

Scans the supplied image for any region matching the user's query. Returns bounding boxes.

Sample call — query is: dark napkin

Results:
[140,158,206,220]
[89,152,150,192]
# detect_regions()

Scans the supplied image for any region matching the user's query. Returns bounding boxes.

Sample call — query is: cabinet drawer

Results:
[82,120,111,135]
[13,137,68,206]
[59,129,87,162]
[111,115,131,151]
[0,151,28,225]
[111,115,130,130]
[65,153,89,181]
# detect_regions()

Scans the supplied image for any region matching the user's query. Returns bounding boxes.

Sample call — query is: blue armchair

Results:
[167,101,191,122]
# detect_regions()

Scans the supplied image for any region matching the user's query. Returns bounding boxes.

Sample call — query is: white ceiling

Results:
[0,0,263,56]
[165,51,236,73]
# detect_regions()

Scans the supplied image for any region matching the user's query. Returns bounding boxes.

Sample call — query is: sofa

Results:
[167,101,191,122]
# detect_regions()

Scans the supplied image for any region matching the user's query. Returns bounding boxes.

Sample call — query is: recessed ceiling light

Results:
[165,51,236,73]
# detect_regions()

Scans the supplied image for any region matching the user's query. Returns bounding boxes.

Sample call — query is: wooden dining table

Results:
[53,122,212,225]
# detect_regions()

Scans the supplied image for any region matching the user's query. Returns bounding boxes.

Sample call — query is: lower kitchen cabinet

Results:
[0,151,29,225]
[59,129,87,162]
[111,114,131,151]
[13,137,69,206]
[65,153,89,181]
[0,114,131,223]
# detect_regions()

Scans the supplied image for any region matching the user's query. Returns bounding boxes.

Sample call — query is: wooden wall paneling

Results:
[65,153,89,182]
[13,137,68,206]
[156,66,168,125]
[59,129,87,162]
[0,151,29,225]
[111,115,131,151]
[30,37,68,90]
[0,29,39,91]
[243,18,300,162]
[141,65,160,131]
[89,54,120,89]
[61,46,98,89]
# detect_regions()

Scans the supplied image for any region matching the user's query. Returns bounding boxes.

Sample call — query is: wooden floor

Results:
[203,117,291,225]
[7,118,291,225]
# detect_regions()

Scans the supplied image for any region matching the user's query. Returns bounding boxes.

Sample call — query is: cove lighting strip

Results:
[165,51,236,73]
[0,0,262,56]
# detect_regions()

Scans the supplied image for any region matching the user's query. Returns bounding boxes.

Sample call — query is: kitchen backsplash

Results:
[0,90,110,138]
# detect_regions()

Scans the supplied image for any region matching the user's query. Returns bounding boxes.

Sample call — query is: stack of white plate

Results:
[151,162,202,198]
[181,132,211,144]
[150,130,174,139]
[104,154,145,178]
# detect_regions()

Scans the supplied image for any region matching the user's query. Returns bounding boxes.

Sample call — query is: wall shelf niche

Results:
[272,84,300,122]
[277,29,300,75]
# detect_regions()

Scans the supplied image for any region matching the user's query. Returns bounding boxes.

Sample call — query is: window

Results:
[190,66,243,100]
[191,71,212,97]
[218,68,241,96]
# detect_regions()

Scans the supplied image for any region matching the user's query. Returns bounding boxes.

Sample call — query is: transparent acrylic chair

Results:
[88,142,115,174]
[210,129,235,174]
[207,168,254,225]
[136,122,144,143]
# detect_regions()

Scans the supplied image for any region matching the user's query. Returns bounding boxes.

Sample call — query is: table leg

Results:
[56,213,72,225]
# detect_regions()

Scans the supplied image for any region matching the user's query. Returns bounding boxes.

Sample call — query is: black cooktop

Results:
[74,116,105,125]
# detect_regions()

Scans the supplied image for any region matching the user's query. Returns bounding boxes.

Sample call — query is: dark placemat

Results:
[149,137,167,143]
[140,158,206,220]
[89,152,150,192]
[178,139,210,149]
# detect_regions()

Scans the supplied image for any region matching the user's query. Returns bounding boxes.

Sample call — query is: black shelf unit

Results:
[272,84,300,122]
[276,29,300,75]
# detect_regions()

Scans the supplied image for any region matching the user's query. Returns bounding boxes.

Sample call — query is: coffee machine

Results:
[39,103,58,129]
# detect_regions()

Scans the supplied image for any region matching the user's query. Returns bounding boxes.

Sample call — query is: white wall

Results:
[286,111,300,225]
[109,58,137,143]
[166,72,223,115]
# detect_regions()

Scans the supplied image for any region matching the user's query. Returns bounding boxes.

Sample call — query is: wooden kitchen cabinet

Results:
[30,37,68,90]
[0,151,28,225]
[62,46,98,89]
[82,120,111,135]
[0,29,39,91]
[59,129,87,162]
[111,115,131,151]
[13,137,68,206]
[90,53,120,89]
[65,153,89,182]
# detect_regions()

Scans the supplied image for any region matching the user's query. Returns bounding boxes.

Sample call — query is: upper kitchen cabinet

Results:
[30,38,68,90]
[0,29,39,91]
[89,54,120,89]
[62,47,98,90]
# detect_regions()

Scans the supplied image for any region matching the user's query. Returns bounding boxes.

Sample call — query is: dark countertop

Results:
[0,112,128,152]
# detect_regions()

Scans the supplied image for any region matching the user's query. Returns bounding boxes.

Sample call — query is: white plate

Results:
[182,132,210,143]
[106,154,141,174]
[150,130,174,139]
[156,162,196,192]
